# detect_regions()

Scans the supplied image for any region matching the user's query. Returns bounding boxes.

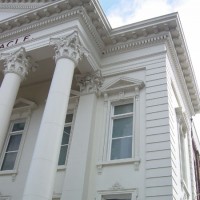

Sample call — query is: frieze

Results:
[0,35,32,49]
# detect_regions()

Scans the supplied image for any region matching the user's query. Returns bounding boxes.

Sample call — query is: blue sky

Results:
[99,0,117,13]
[98,0,200,130]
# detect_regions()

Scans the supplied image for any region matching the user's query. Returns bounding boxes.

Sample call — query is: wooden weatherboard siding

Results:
[145,54,173,200]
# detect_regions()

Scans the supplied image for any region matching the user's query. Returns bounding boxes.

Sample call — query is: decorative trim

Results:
[76,70,103,95]
[101,76,144,95]
[0,47,37,80]
[175,107,188,136]
[96,158,140,175]
[0,1,199,113]
[110,182,124,191]
[50,31,86,64]
[0,2,49,9]
[104,34,168,56]
[97,187,138,200]
[11,98,37,120]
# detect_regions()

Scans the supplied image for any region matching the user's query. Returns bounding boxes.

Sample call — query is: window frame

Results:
[97,78,144,172]
[0,118,29,174]
[57,111,75,168]
[108,100,134,161]
[96,188,138,200]
[175,107,190,198]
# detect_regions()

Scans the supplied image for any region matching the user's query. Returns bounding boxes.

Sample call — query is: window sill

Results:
[0,169,17,176]
[57,165,66,171]
[96,158,140,174]
[0,169,18,181]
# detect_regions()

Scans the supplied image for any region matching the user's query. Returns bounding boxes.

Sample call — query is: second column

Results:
[23,31,84,200]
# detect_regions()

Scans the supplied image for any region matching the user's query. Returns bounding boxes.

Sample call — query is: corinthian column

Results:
[61,71,103,200]
[0,47,33,153]
[23,31,85,200]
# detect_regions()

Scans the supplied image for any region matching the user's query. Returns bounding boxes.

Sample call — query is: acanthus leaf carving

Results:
[0,47,37,80]
[50,31,88,65]
[110,182,124,190]
[76,70,103,95]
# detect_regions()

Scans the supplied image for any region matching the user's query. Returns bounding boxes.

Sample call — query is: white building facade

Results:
[0,1,200,200]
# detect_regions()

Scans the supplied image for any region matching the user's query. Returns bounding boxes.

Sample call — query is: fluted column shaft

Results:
[23,31,84,200]
[0,48,33,153]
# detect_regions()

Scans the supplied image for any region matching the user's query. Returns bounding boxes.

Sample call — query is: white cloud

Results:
[107,0,173,28]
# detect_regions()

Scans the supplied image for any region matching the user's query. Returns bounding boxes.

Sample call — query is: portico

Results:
[0,1,200,200]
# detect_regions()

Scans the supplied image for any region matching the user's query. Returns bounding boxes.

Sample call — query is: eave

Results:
[0,0,199,115]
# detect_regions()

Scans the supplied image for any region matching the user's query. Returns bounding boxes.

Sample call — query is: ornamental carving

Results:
[1,47,37,80]
[110,182,124,190]
[76,70,103,95]
[50,31,86,65]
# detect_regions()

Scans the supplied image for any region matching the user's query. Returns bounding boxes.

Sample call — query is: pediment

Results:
[14,98,37,110]
[102,77,144,93]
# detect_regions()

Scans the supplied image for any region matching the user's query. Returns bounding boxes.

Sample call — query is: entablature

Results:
[0,0,199,115]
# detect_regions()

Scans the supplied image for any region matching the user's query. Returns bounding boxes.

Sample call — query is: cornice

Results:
[0,1,105,51]
[0,0,199,114]
[166,30,200,115]
[0,0,54,3]
[0,3,50,9]
[103,33,168,56]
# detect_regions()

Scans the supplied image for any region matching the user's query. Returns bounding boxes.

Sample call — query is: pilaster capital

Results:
[50,31,87,65]
[76,70,103,95]
[1,47,37,80]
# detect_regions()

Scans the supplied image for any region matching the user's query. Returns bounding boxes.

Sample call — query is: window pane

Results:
[1,152,17,170]
[112,117,133,138]
[111,137,132,160]
[12,122,25,132]
[62,127,71,145]
[6,134,22,152]
[58,146,68,165]
[114,103,133,115]
[65,114,73,123]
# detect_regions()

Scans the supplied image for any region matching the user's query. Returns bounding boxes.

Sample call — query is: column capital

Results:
[1,47,36,80]
[76,70,103,95]
[50,31,87,65]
